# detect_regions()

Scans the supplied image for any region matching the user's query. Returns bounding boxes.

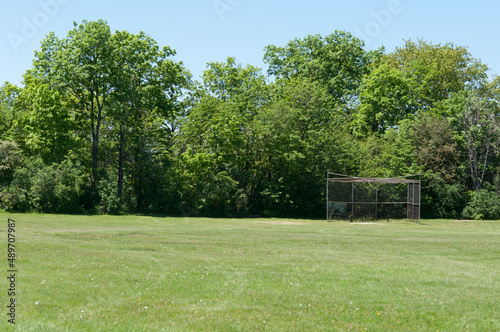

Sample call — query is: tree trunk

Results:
[91,126,99,184]
[118,123,125,198]
[90,101,102,187]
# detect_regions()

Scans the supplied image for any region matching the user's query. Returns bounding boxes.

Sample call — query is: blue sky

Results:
[1,0,499,85]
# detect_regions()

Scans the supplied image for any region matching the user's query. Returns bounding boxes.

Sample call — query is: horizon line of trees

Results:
[1,20,500,219]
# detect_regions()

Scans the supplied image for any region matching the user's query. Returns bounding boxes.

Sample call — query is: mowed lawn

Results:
[1,213,499,331]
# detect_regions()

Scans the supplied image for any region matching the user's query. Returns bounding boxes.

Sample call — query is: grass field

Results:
[1,213,499,331]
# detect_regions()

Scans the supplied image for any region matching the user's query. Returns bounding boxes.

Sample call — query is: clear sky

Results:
[1,0,499,85]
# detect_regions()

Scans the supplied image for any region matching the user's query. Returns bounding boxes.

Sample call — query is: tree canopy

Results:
[1,21,500,219]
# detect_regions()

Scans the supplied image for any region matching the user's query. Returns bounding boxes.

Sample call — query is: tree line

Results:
[1,20,499,219]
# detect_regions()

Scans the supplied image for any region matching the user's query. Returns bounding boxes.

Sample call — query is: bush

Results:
[3,158,86,213]
[0,141,22,185]
[0,158,40,212]
[421,172,466,219]
[0,187,29,212]
[462,190,500,220]
[95,173,123,215]
[32,159,85,213]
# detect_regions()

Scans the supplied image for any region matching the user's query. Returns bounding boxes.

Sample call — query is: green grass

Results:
[1,213,499,331]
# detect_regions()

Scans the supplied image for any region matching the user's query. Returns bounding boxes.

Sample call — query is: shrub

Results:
[32,159,85,213]
[95,173,123,215]
[0,188,29,212]
[4,158,86,213]
[421,172,466,219]
[0,140,22,185]
[462,190,500,220]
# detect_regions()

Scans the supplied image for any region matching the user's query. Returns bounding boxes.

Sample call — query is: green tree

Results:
[15,75,78,163]
[0,141,22,187]
[109,29,189,204]
[435,90,500,191]
[175,58,269,216]
[28,20,116,185]
[353,39,489,135]
[356,122,420,179]
[264,31,380,109]
[2,157,86,213]
[405,114,464,218]
[462,189,500,220]
[253,78,359,217]
[410,114,460,183]
[459,94,499,191]
[19,20,189,212]
[0,83,21,141]
[352,63,414,136]
[387,39,488,99]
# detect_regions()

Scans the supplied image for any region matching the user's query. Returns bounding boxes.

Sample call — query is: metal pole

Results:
[375,183,378,221]
[418,173,421,225]
[412,182,415,222]
[326,170,329,222]
[351,182,354,221]
[407,183,410,223]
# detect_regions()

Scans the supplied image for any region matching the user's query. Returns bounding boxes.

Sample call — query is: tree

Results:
[253,78,359,217]
[353,39,489,136]
[0,141,22,186]
[264,31,380,109]
[386,39,488,104]
[109,30,189,203]
[15,75,78,163]
[20,20,189,211]
[28,20,115,185]
[462,189,500,220]
[403,114,464,218]
[0,83,21,141]
[410,114,460,183]
[460,94,499,191]
[175,58,269,216]
[352,63,414,136]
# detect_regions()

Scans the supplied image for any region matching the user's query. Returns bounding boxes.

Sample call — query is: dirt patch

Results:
[452,219,483,222]
[351,222,388,225]
[253,220,307,225]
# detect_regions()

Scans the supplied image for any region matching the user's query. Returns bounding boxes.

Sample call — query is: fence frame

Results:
[326,172,421,224]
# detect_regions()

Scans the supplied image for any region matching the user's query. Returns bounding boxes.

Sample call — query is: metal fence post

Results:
[326,170,329,222]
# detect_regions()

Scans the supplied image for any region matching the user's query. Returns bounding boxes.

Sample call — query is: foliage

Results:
[15,75,78,163]
[353,39,489,136]
[353,63,414,136]
[2,157,86,213]
[462,189,500,220]
[357,127,419,178]
[94,171,123,215]
[0,141,24,210]
[0,83,21,141]
[387,39,488,100]
[0,141,22,185]
[252,78,359,217]
[459,94,500,190]
[3,24,500,218]
[264,31,379,108]
[174,58,269,216]
[20,20,189,198]
[410,114,460,183]
[420,172,466,219]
